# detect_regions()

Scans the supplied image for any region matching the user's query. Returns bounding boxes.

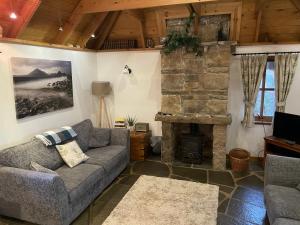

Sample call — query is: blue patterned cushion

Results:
[36,126,77,146]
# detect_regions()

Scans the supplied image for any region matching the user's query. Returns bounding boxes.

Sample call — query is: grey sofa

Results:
[264,155,300,225]
[0,119,130,225]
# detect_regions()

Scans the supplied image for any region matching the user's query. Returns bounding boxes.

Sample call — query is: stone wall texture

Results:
[161,44,231,115]
[160,43,232,170]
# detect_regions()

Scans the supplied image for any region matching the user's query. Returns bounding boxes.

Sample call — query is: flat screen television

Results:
[273,111,300,144]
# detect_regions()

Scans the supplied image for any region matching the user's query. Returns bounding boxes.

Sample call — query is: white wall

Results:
[227,45,300,156]
[0,43,98,149]
[97,51,162,136]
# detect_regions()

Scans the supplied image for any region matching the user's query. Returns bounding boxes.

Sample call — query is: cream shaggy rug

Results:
[102,175,219,225]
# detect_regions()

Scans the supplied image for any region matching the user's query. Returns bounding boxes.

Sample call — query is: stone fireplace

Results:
[155,42,233,170]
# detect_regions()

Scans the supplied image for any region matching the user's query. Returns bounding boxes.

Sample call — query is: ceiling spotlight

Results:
[10,12,17,19]
[91,34,95,38]
[59,26,63,32]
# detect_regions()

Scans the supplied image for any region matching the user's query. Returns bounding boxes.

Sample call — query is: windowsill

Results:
[254,121,272,125]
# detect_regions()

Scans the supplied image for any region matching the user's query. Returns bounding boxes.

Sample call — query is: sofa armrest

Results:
[110,128,130,146]
[0,166,70,225]
[265,155,300,188]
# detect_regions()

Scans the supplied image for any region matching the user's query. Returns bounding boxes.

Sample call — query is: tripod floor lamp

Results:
[92,81,112,128]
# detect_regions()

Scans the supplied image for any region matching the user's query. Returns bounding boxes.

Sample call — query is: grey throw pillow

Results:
[297,184,300,191]
[30,161,57,175]
[89,128,111,148]
[72,119,93,152]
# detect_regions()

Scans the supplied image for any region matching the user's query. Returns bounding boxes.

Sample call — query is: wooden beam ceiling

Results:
[77,12,108,48]
[254,0,268,42]
[290,0,300,12]
[94,11,121,49]
[127,10,146,48]
[54,1,84,45]
[78,0,220,14]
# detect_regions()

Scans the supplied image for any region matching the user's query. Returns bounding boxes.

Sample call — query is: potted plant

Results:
[163,12,201,55]
[126,116,137,132]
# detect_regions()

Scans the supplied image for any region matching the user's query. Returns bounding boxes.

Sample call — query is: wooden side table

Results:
[130,131,151,161]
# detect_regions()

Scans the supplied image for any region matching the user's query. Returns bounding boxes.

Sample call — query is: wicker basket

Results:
[229,148,250,172]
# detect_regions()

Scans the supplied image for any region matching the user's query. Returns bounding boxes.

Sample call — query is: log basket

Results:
[229,148,250,172]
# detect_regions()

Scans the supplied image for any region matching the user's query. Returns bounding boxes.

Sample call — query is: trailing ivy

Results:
[163,12,201,55]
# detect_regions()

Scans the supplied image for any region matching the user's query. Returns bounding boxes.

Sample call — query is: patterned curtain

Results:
[241,55,268,128]
[275,54,299,112]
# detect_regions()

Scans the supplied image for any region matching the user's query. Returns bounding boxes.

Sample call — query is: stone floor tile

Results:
[218,199,229,213]
[219,192,226,203]
[172,160,193,168]
[208,170,235,187]
[118,175,140,186]
[71,208,89,225]
[169,174,191,181]
[172,166,207,183]
[236,175,264,192]
[95,183,130,204]
[227,199,266,225]
[218,185,234,194]
[217,213,255,225]
[90,200,119,225]
[133,161,170,177]
[254,171,265,178]
[232,170,250,179]
[232,186,265,208]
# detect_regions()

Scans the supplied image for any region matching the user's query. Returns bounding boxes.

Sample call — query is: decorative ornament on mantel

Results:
[163,12,201,55]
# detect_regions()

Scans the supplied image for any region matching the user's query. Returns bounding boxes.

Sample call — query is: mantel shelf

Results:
[155,113,232,125]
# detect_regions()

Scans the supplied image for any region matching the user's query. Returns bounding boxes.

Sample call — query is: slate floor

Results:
[0,156,267,225]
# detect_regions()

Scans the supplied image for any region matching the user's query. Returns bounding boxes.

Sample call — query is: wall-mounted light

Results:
[58,26,63,32]
[91,34,95,38]
[122,65,132,75]
[10,12,17,19]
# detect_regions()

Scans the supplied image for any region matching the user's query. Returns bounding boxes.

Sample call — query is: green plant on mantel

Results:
[163,12,201,55]
[126,115,137,127]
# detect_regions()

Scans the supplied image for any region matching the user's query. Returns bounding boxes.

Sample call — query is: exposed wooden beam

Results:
[54,1,84,45]
[79,0,221,14]
[254,0,268,42]
[8,0,41,38]
[127,10,146,48]
[94,11,121,50]
[155,10,166,39]
[77,12,108,48]
[290,0,300,11]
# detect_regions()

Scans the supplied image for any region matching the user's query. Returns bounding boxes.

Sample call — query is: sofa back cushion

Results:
[89,128,111,148]
[72,119,93,152]
[0,139,64,170]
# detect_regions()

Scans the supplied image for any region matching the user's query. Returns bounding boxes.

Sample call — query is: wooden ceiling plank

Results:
[54,1,85,45]
[128,10,146,48]
[155,10,166,38]
[94,11,121,50]
[8,0,41,38]
[78,12,108,48]
[254,0,268,42]
[79,0,222,13]
[290,0,300,12]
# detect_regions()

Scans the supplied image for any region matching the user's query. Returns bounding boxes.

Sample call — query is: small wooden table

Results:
[130,131,151,161]
[264,136,300,164]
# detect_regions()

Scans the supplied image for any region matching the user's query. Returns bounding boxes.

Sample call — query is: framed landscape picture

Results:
[11,57,73,119]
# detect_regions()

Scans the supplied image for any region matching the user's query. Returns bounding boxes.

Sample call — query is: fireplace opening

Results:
[174,123,213,165]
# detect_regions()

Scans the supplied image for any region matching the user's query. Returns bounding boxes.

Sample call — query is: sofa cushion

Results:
[85,145,128,173]
[265,185,300,221]
[56,141,89,168]
[274,218,300,225]
[30,161,57,174]
[89,128,111,148]
[0,139,64,170]
[55,163,105,203]
[72,119,93,152]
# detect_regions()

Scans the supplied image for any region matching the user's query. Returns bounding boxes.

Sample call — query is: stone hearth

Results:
[155,42,234,170]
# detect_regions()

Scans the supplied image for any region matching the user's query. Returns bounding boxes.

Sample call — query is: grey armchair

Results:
[264,155,300,225]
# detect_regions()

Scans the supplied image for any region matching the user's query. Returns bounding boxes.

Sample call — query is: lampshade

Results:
[92,81,111,96]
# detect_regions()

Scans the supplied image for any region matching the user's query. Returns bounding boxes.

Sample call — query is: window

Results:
[254,57,276,124]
